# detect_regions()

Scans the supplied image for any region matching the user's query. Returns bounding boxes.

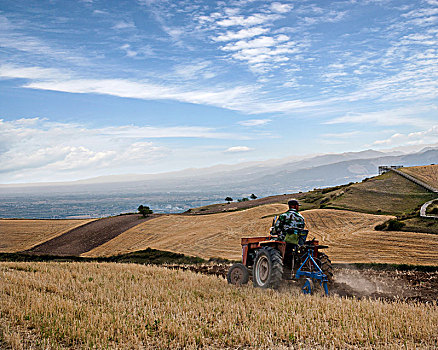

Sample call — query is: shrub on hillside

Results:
[386,219,406,231]
[375,219,406,231]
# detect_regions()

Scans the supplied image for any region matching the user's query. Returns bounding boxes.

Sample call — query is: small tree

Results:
[225,197,233,204]
[250,194,257,200]
[138,205,153,217]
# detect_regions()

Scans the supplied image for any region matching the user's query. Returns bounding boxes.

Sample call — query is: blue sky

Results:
[0,0,437,183]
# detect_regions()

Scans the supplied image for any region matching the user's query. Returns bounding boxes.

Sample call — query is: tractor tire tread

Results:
[253,247,283,289]
[318,252,334,283]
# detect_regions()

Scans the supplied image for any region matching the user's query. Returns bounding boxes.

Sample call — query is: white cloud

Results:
[373,125,438,147]
[220,35,298,72]
[238,119,271,126]
[0,118,249,182]
[225,146,253,153]
[270,3,293,14]
[212,27,269,42]
[216,14,281,27]
[222,35,289,51]
[0,64,325,114]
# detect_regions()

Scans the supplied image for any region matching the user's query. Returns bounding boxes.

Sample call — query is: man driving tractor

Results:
[272,199,306,245]
[227,197,333,293]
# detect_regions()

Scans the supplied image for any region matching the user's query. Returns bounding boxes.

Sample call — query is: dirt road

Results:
[24,214,158,256]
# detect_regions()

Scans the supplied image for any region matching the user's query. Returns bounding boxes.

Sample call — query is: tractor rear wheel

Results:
[227,263,249,285]
[317,252,334,283]
[253,247,283,289]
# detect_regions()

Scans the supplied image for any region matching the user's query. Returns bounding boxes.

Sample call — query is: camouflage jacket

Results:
[273,209,305,238]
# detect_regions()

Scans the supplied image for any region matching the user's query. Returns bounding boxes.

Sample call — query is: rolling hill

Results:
[2,164,438,267]
[83,206,438,265]
[324,171,436,215]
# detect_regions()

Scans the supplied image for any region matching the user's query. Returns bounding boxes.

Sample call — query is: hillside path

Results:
[420,199,438,218]
[24,214,158,256]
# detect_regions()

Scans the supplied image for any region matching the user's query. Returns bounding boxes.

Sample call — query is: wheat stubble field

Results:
[83,204,288,259]
[84,206,438,265]
[304,209,438,265]
[0,219,94,253]
[1,262,437,349]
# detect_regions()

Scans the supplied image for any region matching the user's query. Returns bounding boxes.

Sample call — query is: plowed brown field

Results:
[84,206,438,265]
[0,219,94,253]
[401,164,438,189]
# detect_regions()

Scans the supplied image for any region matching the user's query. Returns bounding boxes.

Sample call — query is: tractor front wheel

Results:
[227,263,249,285]
[253,247,283,289]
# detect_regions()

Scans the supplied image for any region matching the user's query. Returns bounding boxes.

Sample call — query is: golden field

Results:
[0,219,94,253]
[84,206,438,265]
[304,209,438,265]
[83,203,288,259]
[1,262,437,349]
[401,164,438,189]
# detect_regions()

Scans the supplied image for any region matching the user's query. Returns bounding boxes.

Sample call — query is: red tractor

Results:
[227,225,333,295]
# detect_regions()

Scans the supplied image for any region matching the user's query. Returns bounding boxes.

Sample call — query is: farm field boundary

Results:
[24,214,158,256]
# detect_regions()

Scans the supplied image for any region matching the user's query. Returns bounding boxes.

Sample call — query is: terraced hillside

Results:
[84,206,438,265]
[401,164,438,189]
[0,219,94,253]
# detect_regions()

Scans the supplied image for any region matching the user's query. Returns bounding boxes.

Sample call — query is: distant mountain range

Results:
[1,148,437,197]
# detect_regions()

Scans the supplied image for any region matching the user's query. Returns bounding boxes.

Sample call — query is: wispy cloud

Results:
[22,77,255,113]
[225,146,253,153]
[113,21,136,30]
[325,106,437,127]
[0,64,71,80]
[322,131,361,138]
[238,119,271,126]
[0,14,91,66]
